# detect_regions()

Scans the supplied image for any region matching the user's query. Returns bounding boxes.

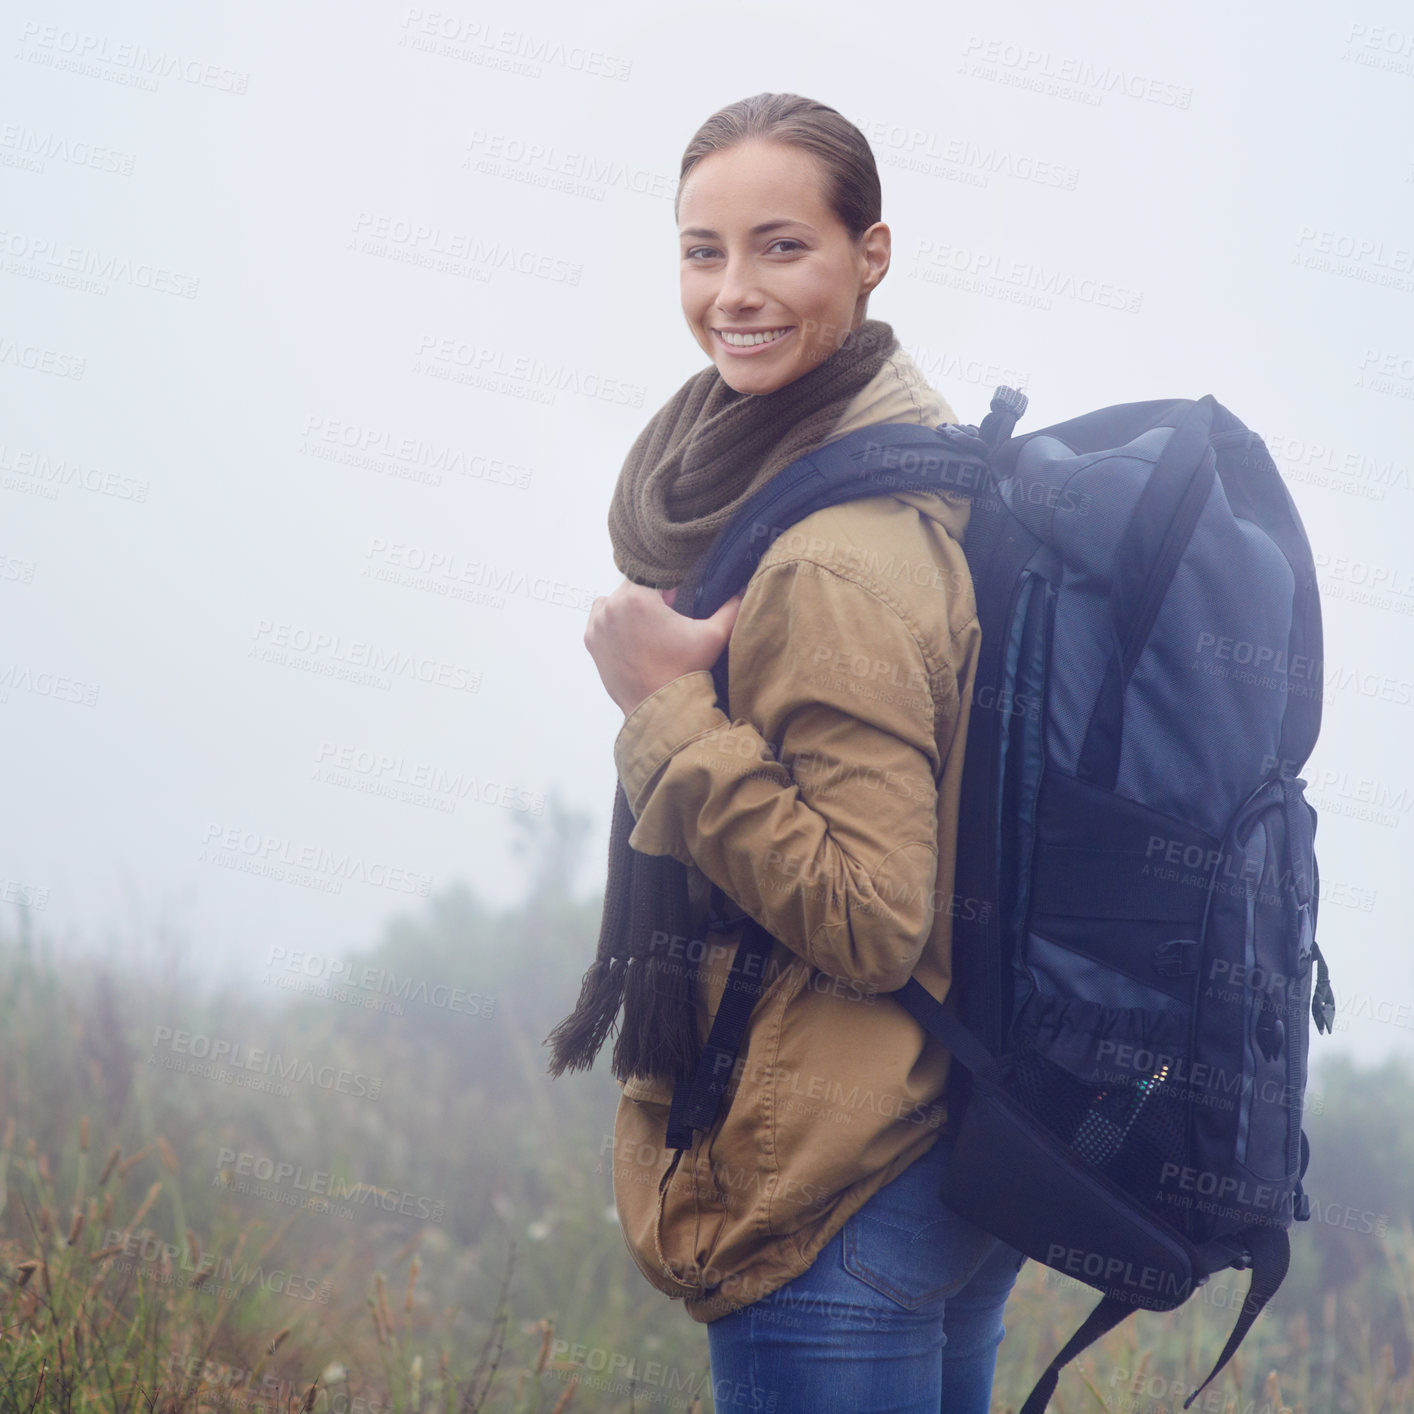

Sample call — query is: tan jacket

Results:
[607,347,980,1322]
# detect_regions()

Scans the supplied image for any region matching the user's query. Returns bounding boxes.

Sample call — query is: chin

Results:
[714,352,810,397]
[724,369,788,396]
[718,365,770,394]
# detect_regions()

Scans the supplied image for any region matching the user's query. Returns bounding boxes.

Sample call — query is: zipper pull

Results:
[1310,941,1336,1034]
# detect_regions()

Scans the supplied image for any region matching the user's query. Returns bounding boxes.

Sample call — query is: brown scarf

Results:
[544,318,899,1085]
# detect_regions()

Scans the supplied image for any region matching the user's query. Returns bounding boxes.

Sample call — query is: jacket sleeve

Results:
[612,555,957,994]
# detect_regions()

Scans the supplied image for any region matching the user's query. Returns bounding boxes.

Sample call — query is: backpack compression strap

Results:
[1076,395,1217,791]
[891,977,1002,1084]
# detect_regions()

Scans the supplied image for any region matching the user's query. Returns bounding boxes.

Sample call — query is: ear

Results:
[859,221,891,296]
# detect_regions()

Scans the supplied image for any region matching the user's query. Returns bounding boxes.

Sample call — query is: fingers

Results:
[711,592,744,636]
[692,593,742,659]
[586,583,739,669]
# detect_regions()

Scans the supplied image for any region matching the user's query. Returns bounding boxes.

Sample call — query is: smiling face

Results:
[677,138,890,395]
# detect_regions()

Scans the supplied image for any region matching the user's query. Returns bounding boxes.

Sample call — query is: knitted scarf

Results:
[544,317,900,1085]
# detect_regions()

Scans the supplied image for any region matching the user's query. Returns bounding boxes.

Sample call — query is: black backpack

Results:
[663,389,1335,1413]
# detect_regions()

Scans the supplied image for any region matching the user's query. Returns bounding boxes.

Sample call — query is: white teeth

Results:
[720,328,788,347]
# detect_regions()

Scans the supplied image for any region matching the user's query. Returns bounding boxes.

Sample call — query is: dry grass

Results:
[1,865,1409,1414]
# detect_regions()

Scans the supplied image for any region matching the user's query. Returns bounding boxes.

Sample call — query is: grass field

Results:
[2,820,1410,1413]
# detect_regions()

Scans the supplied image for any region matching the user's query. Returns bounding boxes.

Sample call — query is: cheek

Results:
[679,270,709,314]
[681,310,713,360]
[795,268,858,341]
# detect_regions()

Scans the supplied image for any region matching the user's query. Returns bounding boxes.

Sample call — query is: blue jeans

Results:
[706,1135,1024,1414]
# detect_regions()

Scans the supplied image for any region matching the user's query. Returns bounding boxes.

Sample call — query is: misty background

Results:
[5,5,1414,1411]
[4,0,1412,1062]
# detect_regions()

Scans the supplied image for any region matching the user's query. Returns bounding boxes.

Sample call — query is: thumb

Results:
[708,593,744,640]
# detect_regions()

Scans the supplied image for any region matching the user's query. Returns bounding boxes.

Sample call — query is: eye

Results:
[683,245,719,261]
[768,238,805,253]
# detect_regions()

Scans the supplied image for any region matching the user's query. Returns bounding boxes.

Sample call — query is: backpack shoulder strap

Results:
[689,421,989,618]
[1014,1226,1291,1412]
[665,419,997,1152]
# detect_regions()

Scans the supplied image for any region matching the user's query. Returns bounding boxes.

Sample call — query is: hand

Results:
[585,580,743,716]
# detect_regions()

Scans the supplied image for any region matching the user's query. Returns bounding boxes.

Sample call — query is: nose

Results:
[714,252,764,315]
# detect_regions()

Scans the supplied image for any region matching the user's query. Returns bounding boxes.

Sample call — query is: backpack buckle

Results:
[1296,901,1315,964]
[704,886,750,934]
[1153,938,1199,977]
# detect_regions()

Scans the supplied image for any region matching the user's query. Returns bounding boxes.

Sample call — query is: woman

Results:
[547,93,1024,1414]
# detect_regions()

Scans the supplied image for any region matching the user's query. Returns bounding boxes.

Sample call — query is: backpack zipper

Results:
[982,547,1037,1052]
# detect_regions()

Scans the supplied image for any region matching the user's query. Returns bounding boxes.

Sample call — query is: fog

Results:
[4,0,1412,1064]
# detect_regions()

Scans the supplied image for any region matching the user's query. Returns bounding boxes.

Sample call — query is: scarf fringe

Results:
[611,948,700,1086]
[543,956,628,1078]
[543,948,703,1085]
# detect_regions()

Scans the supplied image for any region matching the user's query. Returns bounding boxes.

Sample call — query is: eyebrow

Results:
[678,219,812,239]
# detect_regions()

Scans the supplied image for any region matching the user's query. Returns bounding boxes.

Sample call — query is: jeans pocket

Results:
[837,1204,1006,1312]
[841,1195,1000,1311]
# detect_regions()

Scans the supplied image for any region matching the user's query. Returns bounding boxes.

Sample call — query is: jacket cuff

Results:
[613,670,727,815]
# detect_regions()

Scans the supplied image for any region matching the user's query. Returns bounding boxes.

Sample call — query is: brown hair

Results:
[674,93,882,241]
